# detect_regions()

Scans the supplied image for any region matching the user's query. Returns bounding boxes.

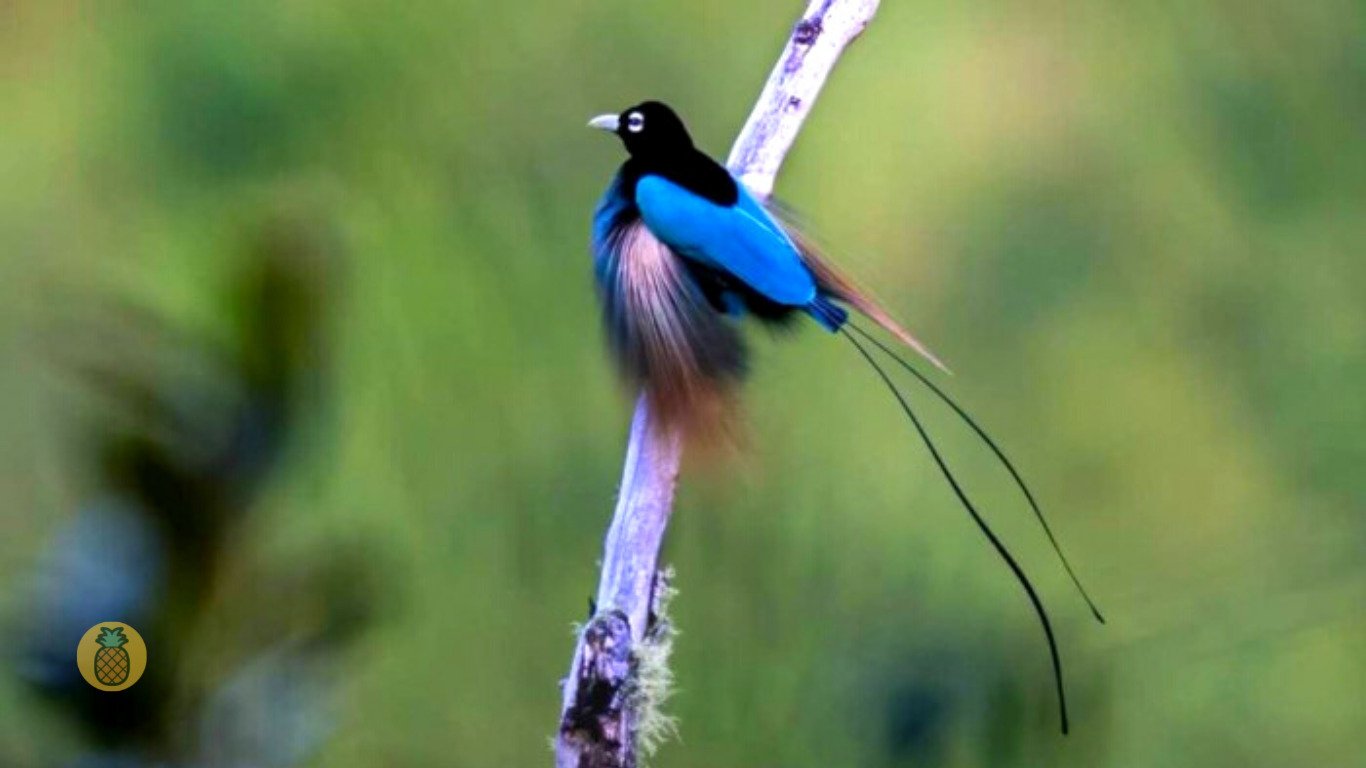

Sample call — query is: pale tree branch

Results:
[555,2,881,766]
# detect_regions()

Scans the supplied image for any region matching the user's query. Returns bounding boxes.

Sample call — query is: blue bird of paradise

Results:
[590,100,1103,734]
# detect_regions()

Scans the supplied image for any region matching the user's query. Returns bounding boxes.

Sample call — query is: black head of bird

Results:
[589,101,696,160]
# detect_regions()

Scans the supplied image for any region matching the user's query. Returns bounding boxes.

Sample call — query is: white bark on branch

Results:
[555,2,881,766]
[727,0,882,198]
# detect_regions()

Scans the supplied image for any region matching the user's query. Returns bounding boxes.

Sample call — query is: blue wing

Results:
[635,174,817,306]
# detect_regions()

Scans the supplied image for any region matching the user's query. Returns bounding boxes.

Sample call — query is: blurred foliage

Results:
[1,0,1362,766]
[11,218,380,767]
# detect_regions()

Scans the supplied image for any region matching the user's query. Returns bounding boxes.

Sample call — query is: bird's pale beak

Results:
[588,114,620,132]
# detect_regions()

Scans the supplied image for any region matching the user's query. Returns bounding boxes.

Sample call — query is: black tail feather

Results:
[847,322,1105,624]
[842,328,1071,735]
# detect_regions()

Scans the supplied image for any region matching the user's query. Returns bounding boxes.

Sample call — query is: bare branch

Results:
[728,0,882,197]
[555,2,881,765]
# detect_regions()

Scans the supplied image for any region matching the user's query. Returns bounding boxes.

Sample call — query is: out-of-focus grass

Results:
[1,0,1362,765]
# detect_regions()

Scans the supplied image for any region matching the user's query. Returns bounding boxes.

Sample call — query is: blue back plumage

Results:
[634,174,817,306]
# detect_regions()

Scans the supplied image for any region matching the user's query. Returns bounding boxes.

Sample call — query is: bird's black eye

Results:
[625,112,645,133]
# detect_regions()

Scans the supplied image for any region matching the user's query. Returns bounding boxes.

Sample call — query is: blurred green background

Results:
[2,0,1363,765]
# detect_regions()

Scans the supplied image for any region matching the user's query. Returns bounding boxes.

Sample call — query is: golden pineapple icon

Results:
[93,626,131,686]
[77,621,146,690]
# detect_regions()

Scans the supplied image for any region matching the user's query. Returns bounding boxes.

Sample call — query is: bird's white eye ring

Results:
[626,112,645,133]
